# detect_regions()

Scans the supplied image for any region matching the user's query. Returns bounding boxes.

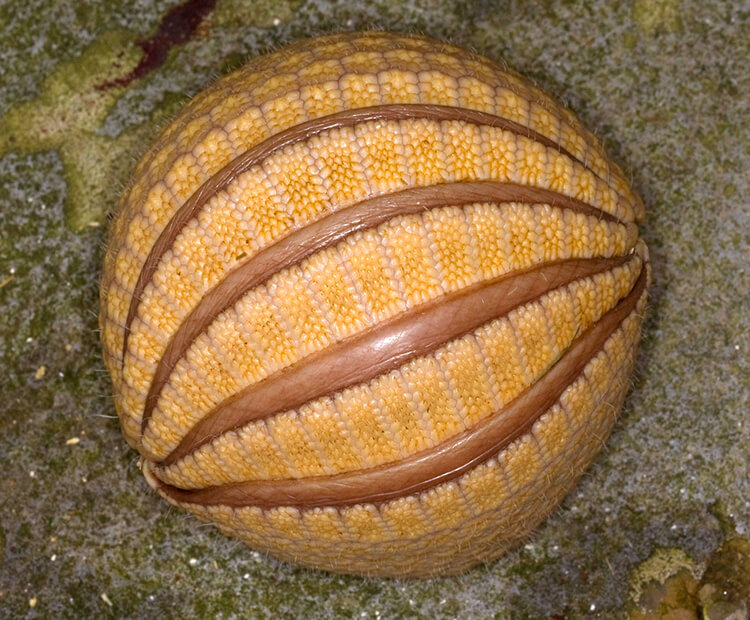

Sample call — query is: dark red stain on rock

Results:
[100,0,218,89]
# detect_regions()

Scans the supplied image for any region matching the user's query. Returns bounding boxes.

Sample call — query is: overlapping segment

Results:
[100,33,643,448]
[123,105,602,365]
[100,33,639,337]
[150,246,645,489]
[106,112,638,448]
[123,107,633,371]
[102,31,636,269]
[151,256,648,509]
[140,181,632,438]
[139,197,637,463]
[101,31,650,579]
[144,262,648,580]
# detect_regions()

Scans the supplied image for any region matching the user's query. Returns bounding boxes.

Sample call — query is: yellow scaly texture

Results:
[101,32,649,577]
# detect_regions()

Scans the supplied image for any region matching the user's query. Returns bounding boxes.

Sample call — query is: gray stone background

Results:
[0,0,748,618]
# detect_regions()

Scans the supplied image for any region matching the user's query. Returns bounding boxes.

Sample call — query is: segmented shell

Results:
[100,31,649,577]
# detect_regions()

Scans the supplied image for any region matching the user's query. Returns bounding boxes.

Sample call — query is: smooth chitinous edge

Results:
[140,180,635,435]
[144,257,648,509]
[122,102,636,367]
[154,251,638,466]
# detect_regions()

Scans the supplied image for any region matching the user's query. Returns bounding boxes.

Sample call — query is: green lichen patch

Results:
[0,30,143,230]
[0,22,191,232]
[627,529,750,619]
[59,94,187,231]
[58,133,134,232]
[632,0,683,36]
[627,547,701,617]
[630,569,699,619]
[0,30,141,156]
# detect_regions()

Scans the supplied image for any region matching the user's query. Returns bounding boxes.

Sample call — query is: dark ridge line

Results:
[149,263,648,508]
[155,252,638,467]
[139,180,631,435]
[122,102,628,368]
